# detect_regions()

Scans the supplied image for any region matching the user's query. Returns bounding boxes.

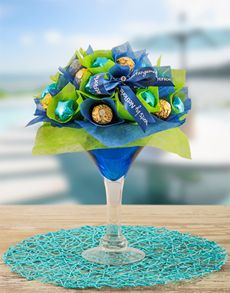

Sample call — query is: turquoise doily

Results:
[3,225,227,289]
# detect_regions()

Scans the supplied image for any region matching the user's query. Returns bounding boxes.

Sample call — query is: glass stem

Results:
[100,176,128,251]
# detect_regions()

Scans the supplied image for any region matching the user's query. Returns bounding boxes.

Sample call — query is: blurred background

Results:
[0,0,230,205]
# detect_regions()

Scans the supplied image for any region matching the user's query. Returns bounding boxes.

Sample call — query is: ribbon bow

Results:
[86,65,173,131]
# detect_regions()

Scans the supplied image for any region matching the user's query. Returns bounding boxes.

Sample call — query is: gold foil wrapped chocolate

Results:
[41,93,52,110]
[91,104,113,125]
[155,99,171,119]
[75,68,87,82]
[116,57,135,71]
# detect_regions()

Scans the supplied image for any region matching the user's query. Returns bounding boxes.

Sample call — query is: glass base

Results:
[82,247,145,265]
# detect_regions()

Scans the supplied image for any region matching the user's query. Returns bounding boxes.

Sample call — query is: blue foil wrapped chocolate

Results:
[55,100,75,122]
[41,83,58,99]
[139,90,156,107]
[92,57,109,68]
[173,96,184,113]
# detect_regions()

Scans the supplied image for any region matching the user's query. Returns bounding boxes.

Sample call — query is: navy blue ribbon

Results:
[119,85,155,131]
[87,66,173,131]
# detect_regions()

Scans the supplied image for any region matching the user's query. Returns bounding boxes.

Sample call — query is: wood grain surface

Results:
[0,205,229,293]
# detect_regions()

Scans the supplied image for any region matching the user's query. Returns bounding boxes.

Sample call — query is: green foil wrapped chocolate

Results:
[92,57,109,68]
[55,100,74,122]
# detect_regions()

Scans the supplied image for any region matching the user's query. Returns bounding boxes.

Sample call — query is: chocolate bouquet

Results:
[28,42,192,265]
[29,42,191,159]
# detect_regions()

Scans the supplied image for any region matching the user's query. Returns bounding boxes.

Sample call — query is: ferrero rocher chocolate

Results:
[116,57,135,71]
[91,104,113,124]
[41,93,52,110]
[155,99,171,119]
[75,68,87,82]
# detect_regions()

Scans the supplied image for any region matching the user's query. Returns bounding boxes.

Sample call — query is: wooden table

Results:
[0,205,229,292]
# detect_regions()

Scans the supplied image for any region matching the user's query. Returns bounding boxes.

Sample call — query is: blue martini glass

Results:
[82,147,145,265]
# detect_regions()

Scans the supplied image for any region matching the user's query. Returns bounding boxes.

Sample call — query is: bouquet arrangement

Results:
[28,42,192,265]
[29,42,191,158]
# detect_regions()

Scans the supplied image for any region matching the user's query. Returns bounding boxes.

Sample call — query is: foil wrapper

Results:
[140,90,156,107]
[41,93,52,110]
[173,96,184,113]
[92,57,109,68]
[55,100,74,122]
[116,57,135,71]
[155,99,171,119]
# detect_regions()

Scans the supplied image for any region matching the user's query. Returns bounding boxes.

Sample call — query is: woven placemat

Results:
[3,225,227,289]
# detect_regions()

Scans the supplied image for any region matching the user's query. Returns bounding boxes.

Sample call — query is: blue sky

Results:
[1,0,230,73]
[0,0,167,33]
